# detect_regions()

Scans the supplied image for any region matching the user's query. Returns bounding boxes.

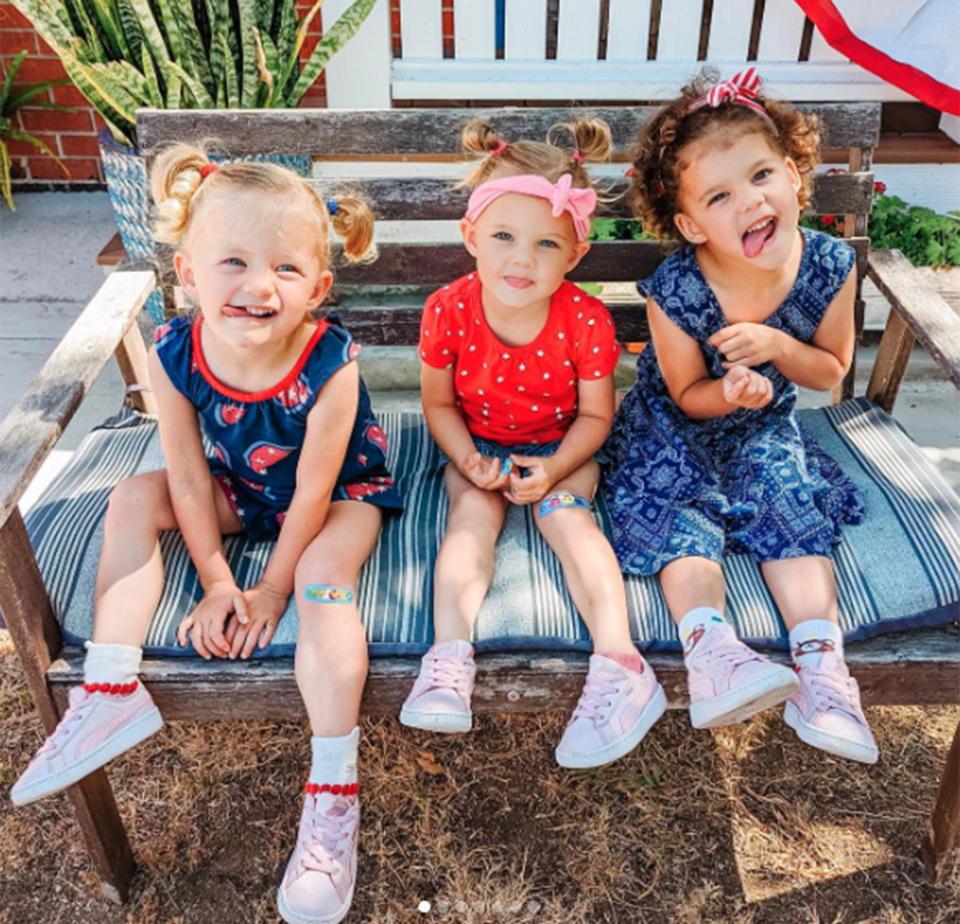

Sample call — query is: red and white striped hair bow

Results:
[688,68,771,120]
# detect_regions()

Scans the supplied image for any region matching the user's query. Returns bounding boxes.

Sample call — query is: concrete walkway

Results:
[2,191,958,507]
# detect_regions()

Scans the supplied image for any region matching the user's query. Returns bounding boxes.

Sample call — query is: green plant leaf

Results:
[219,31,239,108]
[153,0,185,67]
[140,43,164,107]
[288,0,377,107]
[172,0,213,89]
[237,0,261,107]
[1,141,14,210]
[126,0,174,83]
[167,59,214,107]
[116,0,146,67]
[58,56,137,143]
[7,127,70,174]
[64,0,108,61]
[88,0,132,59]
[6,81,71,112]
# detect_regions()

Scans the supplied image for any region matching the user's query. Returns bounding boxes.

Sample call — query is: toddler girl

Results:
[400,119,667,769]
[604,69,876,763]
[12,145,403,923]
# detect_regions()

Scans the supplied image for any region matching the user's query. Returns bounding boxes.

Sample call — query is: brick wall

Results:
[0,1,332,187]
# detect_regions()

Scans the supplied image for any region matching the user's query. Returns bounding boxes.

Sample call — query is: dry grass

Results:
[1,629,957,924]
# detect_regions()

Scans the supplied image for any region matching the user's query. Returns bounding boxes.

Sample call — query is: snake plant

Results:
[1,49,73,209]
[9,0,378,148]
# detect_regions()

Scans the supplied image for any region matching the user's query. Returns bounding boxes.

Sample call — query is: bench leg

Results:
[0,510,135,902]
[922,719,960,883]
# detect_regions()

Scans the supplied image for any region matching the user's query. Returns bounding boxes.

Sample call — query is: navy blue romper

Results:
[603,228,864,575]
[154,314,403,541]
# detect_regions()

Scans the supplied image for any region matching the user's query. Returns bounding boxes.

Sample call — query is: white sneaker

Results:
[399,640,476,733]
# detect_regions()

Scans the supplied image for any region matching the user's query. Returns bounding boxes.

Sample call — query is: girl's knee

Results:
[106,472,170,524]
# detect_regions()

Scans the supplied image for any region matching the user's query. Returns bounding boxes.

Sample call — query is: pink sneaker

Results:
[399,639,476,733]
[784,652,878,763]
[277,784,360,924]
[684,621,798,729]
[10,680,162,806]
[555,654,666,769]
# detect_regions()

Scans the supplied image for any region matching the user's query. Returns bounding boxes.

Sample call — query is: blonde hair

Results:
[459,116,613,205]
[627,68,821,240]
[150,143,377,265]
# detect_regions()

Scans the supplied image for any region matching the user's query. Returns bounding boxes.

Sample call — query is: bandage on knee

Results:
[303,584,355,604]
[538,491,590,518]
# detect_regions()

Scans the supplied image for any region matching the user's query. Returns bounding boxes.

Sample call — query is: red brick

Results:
[0,5,34,28]
[35,35,57,57]
[19,106,94,132]
[51,84,90,107]
[25,155,71,180]
[5,130,58,156]
[59,133,102,157]
[0,28,37,55]
[12,57,66,83]
[29,155,100,181]
[300,32,319,60]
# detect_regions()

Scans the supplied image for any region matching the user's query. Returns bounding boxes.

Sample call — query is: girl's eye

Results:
[707,192,727,206]
[225,257,245,267]
[493,231,513,241]
[753,168,772,182]
[277,264,299,273]
[539,239,560,249]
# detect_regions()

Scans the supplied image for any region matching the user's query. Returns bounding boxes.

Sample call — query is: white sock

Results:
[678,607,726,657]
[83,641,142,685]
[789,620,843,669]
[309,726,359,785]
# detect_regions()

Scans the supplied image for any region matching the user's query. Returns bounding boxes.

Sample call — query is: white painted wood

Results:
[808,26,846,63]
[454,0,496,59]
[556,0,600,60]
[505,0,547,60]
[940,113,960,146]
[656,0,702,60]
[391,59,916,101]
[400,0,443,59]
[705,0,754,61]
[324,0,393,107]
[605,0,651,61]
[756,0,806,62]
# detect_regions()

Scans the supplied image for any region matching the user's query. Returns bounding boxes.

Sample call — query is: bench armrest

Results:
[0,271,155,530]
[867,251,960,412]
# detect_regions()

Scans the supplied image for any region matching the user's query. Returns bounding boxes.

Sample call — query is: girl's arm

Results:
[229,360,361,658]
[421,363,509,491]
[650,297,771,419]
[149,347,242,658]
[710,269,856,391]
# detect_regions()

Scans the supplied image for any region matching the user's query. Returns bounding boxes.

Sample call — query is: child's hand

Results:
[502,455,557,506]
[709,322,785,368]
[461,451,510,491]
[722,365,774,409]
[177,580,244,659]
[224,580,289,659]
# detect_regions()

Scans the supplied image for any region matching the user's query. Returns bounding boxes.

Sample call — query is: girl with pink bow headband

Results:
[400,117,669,768]
[604,69,877,764]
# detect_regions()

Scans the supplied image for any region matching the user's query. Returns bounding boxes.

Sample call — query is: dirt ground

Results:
[1,630,957,924]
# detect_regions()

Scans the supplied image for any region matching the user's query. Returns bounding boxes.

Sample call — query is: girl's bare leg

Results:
[293,500,382,736]
[659,556,726,626]
[761,555,838,630]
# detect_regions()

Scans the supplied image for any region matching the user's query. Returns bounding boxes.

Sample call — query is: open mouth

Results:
[741,217,777,258]
[223,304,278,320]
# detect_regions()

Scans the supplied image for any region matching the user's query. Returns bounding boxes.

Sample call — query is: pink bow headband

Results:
[687,67,774,126]
[465,173,597,241]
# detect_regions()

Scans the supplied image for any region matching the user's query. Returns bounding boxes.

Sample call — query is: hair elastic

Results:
[687,67,775,126]
[325,197,339,216]
[491,139,509,156]
[571,149,583,164]
[199,162,219,179]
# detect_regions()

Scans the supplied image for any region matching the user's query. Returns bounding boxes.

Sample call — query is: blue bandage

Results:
[538,492,590,517]
[304,584,354,604]
[500,457,514,475]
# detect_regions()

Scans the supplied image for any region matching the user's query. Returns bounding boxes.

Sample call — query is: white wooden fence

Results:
[324,0,918,108]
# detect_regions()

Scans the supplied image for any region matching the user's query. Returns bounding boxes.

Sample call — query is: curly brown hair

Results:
[627,69,821,240]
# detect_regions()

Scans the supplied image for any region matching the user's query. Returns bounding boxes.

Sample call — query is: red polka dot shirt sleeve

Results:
[419,288,462,370]
[570,292,620,380]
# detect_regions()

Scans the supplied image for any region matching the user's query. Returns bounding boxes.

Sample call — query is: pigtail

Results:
[548,118,613,165]
[460,118,510,188]
[151,143,211,244]
[329,195,377,264]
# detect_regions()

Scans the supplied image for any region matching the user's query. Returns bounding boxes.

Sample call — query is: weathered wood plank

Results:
[114,320,158,415]
[47,626,960,719]
[0,511,134,902]
[317,171,873,220]
[868,249,960,390]
[137,103,881,157]
[922,721,960,884]
[866,308,916,413]
[0,271,155,529]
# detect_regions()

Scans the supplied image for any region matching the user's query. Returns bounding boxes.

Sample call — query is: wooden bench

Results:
[1,102,959,903]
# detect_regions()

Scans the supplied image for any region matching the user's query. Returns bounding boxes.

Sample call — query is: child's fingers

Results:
[240,620,263,660]
[258,621,277,650]
[190,624,212,660]
[708,325,737,347]
[233,594,249,626]
[176,615,194,647]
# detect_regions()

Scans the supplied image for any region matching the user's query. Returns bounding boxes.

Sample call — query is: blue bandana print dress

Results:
[603,227,864,575]
[155,314,403,541]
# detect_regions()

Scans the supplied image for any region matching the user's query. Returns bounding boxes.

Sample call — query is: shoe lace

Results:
[299,797,357,876]
[34,689,93,759]
[805,665,861,718]
[698,637,762,671]
[425,653,473,696]
[571,670,622,723]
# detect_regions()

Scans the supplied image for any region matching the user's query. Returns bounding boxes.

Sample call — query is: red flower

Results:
[821,215,835,226]
[825,167,845,175]
[873,180,887,194]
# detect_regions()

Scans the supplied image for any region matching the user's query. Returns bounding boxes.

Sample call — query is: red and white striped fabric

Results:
[795,0,960,115]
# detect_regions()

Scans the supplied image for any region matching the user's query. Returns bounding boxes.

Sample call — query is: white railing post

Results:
[324,0,393,108]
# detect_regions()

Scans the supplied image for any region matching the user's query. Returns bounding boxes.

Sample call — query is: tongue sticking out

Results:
[742,219,776,258]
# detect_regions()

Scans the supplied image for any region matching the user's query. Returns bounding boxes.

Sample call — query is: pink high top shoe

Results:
[399,639,476,733]
[555,654,667,768]
[684,620,798,728]
[277,784,360,924]
[784,652,878,763]
[11,680,162,806]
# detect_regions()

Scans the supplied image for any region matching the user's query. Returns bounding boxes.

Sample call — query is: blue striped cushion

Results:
[24,399,960,656]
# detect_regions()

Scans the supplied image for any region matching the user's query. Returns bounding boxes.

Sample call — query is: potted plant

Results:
[1,49,73,210]
[10,0,379,316]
